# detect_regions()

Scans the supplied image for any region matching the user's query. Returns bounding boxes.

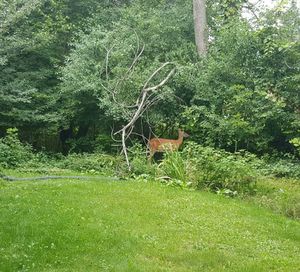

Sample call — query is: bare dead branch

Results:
[122,128,131,170]
[144,68,176,92]
[104,45,116,81]
[114,67,175,169]
[125,125,134,141]
[102,35,176,170]
[130,131,149,144]
[128,44,145,75]
[110,126,122,143]
[142,62,174,90]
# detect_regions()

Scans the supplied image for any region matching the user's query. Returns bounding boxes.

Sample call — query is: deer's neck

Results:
[177,131,184,145]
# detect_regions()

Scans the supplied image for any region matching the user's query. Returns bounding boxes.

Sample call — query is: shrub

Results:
[183,143,257,195]
[259,155,300,179]
[94,134,117,153]
[128,143,155,176]
[54,153,126,176]
[0,128,34,168]
[263,161,300,179]
[157,142,257,195]
[68,136,95,153]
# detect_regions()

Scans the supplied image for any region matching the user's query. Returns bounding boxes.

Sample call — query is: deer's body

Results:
[148,129,189,160]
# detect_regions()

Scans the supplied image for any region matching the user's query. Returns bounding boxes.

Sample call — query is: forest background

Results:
[0,0,299,156]
[0,0,299,187]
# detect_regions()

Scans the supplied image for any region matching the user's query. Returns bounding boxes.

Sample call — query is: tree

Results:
[0,0,129,144]
[193,0,207,56]
[59,1,197,152]
[183,8,300,154]
[0,0,69,131]
[113,62,176,170]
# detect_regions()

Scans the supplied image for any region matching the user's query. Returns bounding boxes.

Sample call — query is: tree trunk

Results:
[193,0,207,56]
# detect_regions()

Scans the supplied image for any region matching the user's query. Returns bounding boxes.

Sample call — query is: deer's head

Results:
[179,129,190,138]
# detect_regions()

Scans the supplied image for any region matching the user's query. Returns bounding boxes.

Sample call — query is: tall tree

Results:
[193,0,207,56]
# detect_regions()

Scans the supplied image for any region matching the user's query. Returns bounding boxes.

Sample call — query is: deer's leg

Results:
[148,151,154,163]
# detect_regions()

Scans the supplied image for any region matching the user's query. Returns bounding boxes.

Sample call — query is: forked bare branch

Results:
[112,62,176,170]
[102,32,176,170]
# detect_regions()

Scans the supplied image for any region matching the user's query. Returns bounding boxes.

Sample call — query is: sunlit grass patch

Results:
[0,177,299,271]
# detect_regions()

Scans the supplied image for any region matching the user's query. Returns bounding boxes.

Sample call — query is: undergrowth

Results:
[0,130,299,219]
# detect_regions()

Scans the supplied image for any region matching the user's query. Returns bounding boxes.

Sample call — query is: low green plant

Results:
[156,142,257,195]
[0,128,34,168]
[182,142,257,195]
[128,143,155,176]
[259,155,300,179]
[54,153,125,176]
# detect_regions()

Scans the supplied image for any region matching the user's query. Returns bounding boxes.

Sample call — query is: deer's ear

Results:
[184,132,190,137]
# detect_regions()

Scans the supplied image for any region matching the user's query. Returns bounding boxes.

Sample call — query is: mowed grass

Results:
[0,178,299,272]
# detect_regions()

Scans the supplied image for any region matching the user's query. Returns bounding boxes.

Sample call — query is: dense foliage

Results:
[1,0,299,156]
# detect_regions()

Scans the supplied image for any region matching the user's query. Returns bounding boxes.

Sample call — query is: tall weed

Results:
[158,151,190,187]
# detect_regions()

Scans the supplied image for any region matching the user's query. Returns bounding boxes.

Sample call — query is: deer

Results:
[148,129,189,161]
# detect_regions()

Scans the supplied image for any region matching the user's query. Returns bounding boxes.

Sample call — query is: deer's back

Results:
[149,138,180,152]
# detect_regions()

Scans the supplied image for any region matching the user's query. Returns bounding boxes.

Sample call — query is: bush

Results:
[54,153,126,176]
[0,128,34,168]
[259,155,300,179]
[128,143,155,176]
[158,142,257,195]
[183,143,257,195]
[159,151,187,182]
[94,134,117,153]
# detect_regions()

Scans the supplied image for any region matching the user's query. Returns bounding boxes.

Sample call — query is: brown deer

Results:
[148,129,189,161]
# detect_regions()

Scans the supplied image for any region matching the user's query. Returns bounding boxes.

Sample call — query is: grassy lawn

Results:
[0,177,299,271]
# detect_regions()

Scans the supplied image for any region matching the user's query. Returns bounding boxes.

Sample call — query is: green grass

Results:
[250,177,300,219]
[0,177,300,271]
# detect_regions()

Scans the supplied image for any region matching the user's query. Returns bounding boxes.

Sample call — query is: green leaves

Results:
[183,10,300,154]
[0,128,34,168]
